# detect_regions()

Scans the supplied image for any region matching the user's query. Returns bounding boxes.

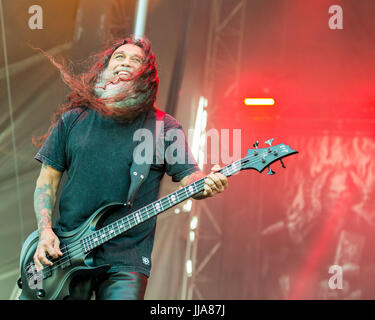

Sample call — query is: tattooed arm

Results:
[33,163,63,271]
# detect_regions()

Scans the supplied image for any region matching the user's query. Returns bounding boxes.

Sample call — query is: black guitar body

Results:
[18,203,125,300]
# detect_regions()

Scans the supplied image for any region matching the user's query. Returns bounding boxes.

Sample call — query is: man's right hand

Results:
[33,228,63,272]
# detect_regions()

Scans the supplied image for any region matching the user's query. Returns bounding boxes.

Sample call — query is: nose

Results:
[120,58,131,67]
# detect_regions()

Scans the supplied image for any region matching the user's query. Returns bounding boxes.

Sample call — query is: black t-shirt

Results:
[34,107,199,277]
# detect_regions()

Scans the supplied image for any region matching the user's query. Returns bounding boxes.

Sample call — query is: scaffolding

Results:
[181,0,247,300]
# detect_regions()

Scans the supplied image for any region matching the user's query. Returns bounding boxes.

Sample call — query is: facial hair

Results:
[93,69,140,108]
[92,68,152,124]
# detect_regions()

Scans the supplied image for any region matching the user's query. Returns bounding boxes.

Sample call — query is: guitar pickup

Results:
[42,266,52,279]
[60,245,71,270]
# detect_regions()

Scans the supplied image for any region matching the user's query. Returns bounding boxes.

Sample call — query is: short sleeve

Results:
[34,109,83,171]
[162,114,200,182]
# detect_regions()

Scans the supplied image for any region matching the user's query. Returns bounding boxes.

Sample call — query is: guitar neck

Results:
[82,159,243,253]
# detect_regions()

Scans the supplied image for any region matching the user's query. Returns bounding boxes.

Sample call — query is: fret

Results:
[184,188,190,199]
[117,221,123,233]
[193,181,201,193]
[85,237,89,251]
[109,224,115,236]
[186,184,191,194]
[142,207,149,219]
[90,235,95,249]
[126,215,131,228]
[146,204,154,217]
[188,185,195,196]
[162,197,169,210]
[167,195,172,207]
[177,188,186,200]
[135,212,142,224]
[154,201,162,213]
[115,221,120,235]
[138,207,145,220]
[100,229,106,242]
[186,184,192,196]
[170,193,177,204]
[86,235,92,250]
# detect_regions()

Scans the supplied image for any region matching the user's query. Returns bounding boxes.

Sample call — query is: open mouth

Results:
[115,70,131,76]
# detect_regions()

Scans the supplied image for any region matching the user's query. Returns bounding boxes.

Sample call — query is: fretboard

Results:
[81,159,243,253]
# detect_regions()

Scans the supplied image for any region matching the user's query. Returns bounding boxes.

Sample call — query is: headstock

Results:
[241,138,298,173]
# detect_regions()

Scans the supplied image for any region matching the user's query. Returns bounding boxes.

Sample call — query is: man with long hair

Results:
[31,36,228,300]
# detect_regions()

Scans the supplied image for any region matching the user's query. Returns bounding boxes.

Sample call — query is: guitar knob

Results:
[253,141,259,149]
[37,289,45,298]
[17,277,22,289]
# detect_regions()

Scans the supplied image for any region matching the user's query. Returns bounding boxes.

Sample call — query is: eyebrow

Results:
[113,51,143,59]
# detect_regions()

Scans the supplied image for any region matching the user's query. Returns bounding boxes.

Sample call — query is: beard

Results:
[92,69,153,123]
[94,70,137,108]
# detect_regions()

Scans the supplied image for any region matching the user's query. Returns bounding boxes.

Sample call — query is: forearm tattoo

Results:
[34,184,54,234]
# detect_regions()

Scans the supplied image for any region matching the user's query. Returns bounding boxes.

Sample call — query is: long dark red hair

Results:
[32,35,159,148]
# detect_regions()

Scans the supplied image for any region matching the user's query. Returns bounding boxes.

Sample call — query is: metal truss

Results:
[104,0,137,41]
[203,0,247,110]
[181,0,247,300]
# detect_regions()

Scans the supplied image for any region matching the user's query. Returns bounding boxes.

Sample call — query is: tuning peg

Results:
[265,138,274,147]
[253,141,259,149]
[280,159,286,168]
[267,166,275,175]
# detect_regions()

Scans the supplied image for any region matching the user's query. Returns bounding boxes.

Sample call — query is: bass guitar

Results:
[17,139,298,299]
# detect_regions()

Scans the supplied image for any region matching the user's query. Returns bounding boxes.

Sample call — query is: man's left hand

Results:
[200,164,228,198]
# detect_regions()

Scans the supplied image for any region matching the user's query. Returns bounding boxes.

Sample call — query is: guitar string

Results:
[25,152,276,279]
[26,160,239,278]
[26,176,210,278]
[26,151,282,279]
[25,151,273,279]
[45,156,243,257]
[26,177,208,279]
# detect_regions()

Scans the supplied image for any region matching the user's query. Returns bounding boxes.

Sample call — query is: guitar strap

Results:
[126,108,165,207]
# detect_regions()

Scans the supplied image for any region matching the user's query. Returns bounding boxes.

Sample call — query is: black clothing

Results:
[95,271,147,300]
[35,107,199,277]
[67,270,147,300]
